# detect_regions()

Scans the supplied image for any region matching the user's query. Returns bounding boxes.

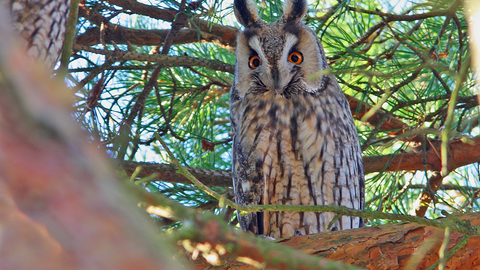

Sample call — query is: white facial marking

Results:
[283,33,298,62]
[249,36,268,68]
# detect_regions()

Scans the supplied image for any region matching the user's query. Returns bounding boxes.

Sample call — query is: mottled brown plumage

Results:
[230,0,365,238]
[8,0,70,68]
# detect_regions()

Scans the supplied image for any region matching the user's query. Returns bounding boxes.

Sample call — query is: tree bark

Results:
[185,213,480,270]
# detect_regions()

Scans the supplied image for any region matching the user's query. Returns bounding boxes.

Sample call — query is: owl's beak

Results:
[271,66,281,91]
[268,65,289,95]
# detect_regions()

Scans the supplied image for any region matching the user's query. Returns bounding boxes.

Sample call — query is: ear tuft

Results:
[234,0,259,27]
[284,0,307,24]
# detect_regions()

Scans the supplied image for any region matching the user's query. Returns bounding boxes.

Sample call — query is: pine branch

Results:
[209,213,480,270]
[347,1,460,20]
[123,135,480,186]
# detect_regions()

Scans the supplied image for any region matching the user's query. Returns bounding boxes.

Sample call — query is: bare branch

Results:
[104,0,238,46]
[76,26,229,47]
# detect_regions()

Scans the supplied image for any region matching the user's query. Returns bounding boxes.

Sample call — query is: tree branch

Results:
[196,213,480,270]
[76,26,229,47]
[414,171,445,217]
[363,137,480,173]
[123,136,480,186]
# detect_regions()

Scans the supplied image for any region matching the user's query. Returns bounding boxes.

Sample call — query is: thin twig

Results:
[75,57,116,91]
[155,133,239,209]
[438,227,452,270]
[425,233,470,270]
[58,0,81,76]
[441,56,471,175]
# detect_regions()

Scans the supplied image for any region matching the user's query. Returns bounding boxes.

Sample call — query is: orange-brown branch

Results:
[362,137,480,173]
[414,172,444,217]
[345,94,423,142]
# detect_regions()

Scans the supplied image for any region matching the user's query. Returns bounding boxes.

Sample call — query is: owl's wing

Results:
[230,93,265,235]
[232,140,265,235]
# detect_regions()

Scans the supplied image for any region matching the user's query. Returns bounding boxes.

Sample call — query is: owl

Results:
[230,0,365,238]
[8,0,70,68]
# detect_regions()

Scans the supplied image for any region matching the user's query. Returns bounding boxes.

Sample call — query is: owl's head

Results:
[232,0,329,100]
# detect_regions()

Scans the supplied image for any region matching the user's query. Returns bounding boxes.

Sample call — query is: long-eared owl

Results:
[230,0,365,238]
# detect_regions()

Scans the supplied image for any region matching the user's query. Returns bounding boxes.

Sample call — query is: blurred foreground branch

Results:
[0,9,183,270]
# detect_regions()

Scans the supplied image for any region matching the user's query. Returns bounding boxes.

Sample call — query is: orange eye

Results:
[288,52,303,64]
[249,56,261,69]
